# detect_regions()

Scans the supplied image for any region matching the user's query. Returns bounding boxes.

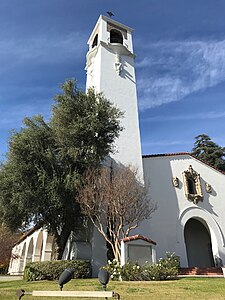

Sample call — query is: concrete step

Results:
[179,267,223,276]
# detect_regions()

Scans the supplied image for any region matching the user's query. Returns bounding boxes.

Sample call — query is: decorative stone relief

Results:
[172,176,179,187]
[206,182,212,193]
[114,54,123,75]
[182,165,203,204]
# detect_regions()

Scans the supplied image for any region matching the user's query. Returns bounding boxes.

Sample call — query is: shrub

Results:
[103,252,180,281]
[0,263,8,275]
[23,260,91,281]
[142,252,180,281]
[120,261,142,281]
[103,259,121,281]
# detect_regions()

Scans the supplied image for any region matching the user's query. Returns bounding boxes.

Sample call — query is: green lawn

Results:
[1,277,225,300]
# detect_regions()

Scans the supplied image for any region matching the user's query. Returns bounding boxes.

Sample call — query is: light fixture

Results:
[58,268,74,291]
[98,269,110,291]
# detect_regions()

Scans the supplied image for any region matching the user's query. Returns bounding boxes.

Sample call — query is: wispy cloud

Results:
[136,40,225,110]
[142,140,190,147]
[142,110,225,122]
[0,32,86,70]
[0,99,52,129]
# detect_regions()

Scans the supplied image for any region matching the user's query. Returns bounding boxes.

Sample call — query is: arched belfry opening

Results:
[110,29,123,44]
[184,218,214,267]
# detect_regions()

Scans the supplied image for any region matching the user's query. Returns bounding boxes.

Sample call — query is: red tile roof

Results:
[13,223,43,246]
[121,234,156,245]
[142,152,225,175]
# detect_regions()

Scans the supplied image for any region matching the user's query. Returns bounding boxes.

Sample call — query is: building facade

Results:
[141,153,225,268]
[8,16,225,276]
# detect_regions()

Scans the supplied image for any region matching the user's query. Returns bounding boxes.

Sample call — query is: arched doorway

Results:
[184,218,214,267]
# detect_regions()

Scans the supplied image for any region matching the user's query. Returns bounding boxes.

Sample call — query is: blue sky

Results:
[0,0,225,160]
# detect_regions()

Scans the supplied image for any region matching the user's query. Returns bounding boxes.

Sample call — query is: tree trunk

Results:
[55,223,72,260]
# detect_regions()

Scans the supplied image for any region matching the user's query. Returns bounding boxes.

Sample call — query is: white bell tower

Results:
[86,15,143,177]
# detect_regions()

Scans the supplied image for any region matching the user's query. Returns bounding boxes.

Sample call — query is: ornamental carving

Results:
[205,183,212,193]
[172,176,179,187]
[182,165,203,204]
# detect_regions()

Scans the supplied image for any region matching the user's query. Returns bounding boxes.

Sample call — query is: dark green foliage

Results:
[23,260,91,281]
[141,252,180,281]
[0,80,123,258]
[192,134,225,171]
[0,265,8,274]
[120,262,142,281]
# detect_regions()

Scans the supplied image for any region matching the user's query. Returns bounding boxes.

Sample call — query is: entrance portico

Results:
[184,218,214,267]
[176,206,225,268]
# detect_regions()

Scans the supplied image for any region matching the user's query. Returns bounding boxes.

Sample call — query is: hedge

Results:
[23,260,91,281]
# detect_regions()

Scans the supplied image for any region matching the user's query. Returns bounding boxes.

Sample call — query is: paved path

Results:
[0,275,23,281]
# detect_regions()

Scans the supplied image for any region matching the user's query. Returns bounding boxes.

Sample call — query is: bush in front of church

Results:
[141,252,180,281]
[104,252,180,281]
[103,259,122,280]
[120,261,142,281]
[23,260,91,281]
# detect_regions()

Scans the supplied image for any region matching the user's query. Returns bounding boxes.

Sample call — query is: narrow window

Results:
[92,34,98,48]
[110,29,123,44]
[187,178,197,194]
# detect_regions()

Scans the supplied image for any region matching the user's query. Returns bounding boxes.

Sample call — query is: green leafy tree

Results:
[0,80,123,258]
[192,134,225,171]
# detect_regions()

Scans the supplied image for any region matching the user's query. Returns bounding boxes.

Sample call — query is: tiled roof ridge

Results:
[143,152,189,158]
[13,223,43,246]
[121,234,156,245]
[143,152,225,176]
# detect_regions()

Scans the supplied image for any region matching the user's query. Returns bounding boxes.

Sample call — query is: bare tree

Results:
[77,165,156,262]
[0,225,18,271]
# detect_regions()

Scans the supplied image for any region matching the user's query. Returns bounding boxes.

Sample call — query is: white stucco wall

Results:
[84,15,144,275]
[86,15,143,179]
[140,154,225,267]
[8,227,54,275]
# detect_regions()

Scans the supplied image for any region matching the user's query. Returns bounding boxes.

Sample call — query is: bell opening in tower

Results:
[110,29,123,44]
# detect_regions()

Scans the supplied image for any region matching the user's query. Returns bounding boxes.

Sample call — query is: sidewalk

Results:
[0,275,23,281]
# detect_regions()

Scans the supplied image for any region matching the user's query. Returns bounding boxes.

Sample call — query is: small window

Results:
[92,34,98,48]
[187,178,196,194]
[110,29,123,44]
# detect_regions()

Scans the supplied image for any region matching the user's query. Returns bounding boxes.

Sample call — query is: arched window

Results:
[92,34,98,48]
[110,29,123,44]
[182,165,203,204]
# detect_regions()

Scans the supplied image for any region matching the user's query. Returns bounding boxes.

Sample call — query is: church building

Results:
[8,15,225,277]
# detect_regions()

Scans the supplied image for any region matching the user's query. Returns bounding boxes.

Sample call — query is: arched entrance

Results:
[184,218,214,267]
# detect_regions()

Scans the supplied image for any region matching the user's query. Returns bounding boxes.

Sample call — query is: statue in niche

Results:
[172,176,179,187]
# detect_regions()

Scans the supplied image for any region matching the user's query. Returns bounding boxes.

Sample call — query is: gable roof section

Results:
[121,234,156,245]
[143,152,225,176]
[13,223,43,246]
